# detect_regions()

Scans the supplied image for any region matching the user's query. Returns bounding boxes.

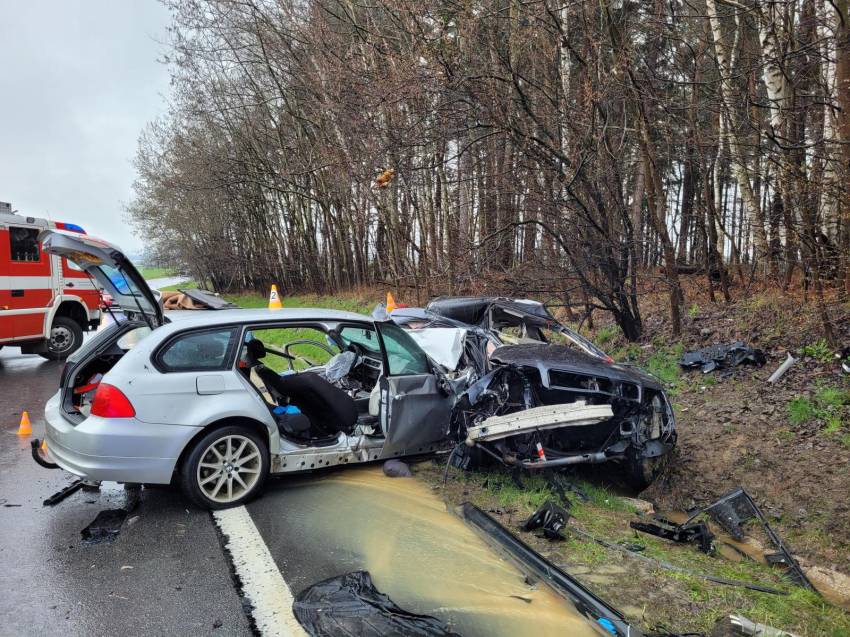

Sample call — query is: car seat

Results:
[246,338,358,437]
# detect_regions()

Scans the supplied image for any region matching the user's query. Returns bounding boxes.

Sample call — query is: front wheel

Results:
[622,450,668,492]
[39,316,84,360]
[180,426,269,509]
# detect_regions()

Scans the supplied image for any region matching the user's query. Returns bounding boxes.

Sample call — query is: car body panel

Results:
[44,391,199,483]
[380,374,454,456]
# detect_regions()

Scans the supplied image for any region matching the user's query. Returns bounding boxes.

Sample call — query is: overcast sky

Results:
[0,0,171,255]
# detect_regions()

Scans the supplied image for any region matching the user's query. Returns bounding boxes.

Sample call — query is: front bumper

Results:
[42,391,200,484]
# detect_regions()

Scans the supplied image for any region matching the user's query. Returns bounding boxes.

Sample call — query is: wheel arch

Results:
[52,298,89,330]
[174,416,272,475]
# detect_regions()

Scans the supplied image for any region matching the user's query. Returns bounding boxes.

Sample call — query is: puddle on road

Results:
[272,467,602,637]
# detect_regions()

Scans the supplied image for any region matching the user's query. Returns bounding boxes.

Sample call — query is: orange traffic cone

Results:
[41,438,48,452]
[386,292,397,313]
[17,411,32,436]
[268,285,283,310]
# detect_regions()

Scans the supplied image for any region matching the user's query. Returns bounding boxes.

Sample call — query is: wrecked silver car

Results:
[392,297,677,488]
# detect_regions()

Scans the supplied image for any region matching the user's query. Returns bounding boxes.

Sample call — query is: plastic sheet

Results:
[293,571,462,637]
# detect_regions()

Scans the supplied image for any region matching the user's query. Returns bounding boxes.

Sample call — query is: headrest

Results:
[246,338,266,361]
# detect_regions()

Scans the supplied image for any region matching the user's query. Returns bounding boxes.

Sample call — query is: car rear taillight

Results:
[90,383,136,418]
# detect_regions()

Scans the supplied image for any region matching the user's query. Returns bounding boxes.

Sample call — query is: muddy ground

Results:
[414,282,850,635]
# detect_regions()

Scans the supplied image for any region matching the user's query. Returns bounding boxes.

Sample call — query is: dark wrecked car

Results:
[391,297,677,489]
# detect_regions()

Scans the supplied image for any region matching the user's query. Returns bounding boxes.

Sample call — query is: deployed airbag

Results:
[292,571,461,637]
[407,328,465,371]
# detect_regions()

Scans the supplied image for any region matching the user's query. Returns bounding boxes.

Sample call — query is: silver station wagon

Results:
[34,230,673,509]
[33,231,506,508]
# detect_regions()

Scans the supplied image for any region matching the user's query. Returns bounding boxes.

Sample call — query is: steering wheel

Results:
[283,339,338,371]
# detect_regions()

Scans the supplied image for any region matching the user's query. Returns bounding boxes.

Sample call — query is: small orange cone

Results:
[17,411,32,436]
[268,285,283,310]
[386,292,397,313]
[41,438,48,452]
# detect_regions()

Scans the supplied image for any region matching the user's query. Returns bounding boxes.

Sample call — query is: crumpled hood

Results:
[490,344,663,391]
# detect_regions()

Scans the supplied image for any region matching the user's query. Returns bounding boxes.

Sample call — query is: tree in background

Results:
[129,0,850,341]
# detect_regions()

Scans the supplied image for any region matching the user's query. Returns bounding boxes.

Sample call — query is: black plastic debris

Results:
[459,503,636,636]
[522,500,570,540]
[686,488,813,590]
[630,517,715,554]
[43,479,84,506]
[841,347,850,375]
[383,459,412,478]
[80,485,141,545]
[81,509,130,544]
[292,571,461,637]
[680,341,766,374]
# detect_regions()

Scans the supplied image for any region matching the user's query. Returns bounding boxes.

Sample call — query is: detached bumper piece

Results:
[459,503,640,637]
[466,402,613,444]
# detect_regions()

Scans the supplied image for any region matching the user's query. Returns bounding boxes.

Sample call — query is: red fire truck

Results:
[0,208,103,359]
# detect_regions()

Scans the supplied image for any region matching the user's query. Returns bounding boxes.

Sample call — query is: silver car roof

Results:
[157,307,373,332]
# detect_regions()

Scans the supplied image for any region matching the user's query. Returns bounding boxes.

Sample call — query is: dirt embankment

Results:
[617,287,850,576]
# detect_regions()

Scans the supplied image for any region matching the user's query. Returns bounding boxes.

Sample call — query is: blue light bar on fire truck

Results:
[55,222,86,234]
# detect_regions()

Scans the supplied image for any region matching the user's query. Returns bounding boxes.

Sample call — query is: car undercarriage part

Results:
[680,341,766,374]
[459,503,638,636]
[522,500,571,540]
[629,517,715,554]
[292,570,461,637]
[685,488,813,590]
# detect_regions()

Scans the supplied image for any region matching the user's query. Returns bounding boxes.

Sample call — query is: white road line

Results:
[213,506,308,637]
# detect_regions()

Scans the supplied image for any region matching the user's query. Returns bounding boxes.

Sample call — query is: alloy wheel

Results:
[196,434,262,504]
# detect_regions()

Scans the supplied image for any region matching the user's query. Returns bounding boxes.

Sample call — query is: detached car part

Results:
[680,341,766,374]
[686,488,813,590]
[460,503,639,637]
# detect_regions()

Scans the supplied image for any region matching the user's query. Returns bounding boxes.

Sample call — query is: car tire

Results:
[179,425,269,510]
[622,451,667,492]
[40,316,84,360]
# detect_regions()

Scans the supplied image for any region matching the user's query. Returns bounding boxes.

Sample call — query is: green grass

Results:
[788,383,850,433]
[788,397,817,425]
[159,280,198,291]
[224,292,374,315]
[139,266,177,279]
[644,343,685,388]
[216,292,378,373]
[594,324,619,347]
[801,339,833,363]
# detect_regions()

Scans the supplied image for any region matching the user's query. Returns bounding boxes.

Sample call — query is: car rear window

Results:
[157,327,238,372]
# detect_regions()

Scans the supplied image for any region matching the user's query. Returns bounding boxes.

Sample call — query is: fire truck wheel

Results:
[40,316,84,360]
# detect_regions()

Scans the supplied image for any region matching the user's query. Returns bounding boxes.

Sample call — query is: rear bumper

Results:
[43,391,200,484]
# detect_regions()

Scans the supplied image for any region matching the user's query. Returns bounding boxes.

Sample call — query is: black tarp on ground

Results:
[292,571,462,637]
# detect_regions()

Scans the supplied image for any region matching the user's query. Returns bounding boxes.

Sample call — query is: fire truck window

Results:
[9,227,41,262]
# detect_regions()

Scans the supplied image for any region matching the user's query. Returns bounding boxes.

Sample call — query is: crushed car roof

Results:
[426,296,556,326]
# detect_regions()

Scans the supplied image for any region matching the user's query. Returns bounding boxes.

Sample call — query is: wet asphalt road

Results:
[0,347,252,636]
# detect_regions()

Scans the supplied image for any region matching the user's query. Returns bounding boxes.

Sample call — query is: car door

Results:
[375,320,455,456]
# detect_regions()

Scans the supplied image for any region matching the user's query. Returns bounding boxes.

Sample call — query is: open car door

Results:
[39,229,164,327]
[375,321,455,456]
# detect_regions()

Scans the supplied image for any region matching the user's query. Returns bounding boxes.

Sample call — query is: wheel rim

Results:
[197,435,262,503]
[49,325,74,353]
